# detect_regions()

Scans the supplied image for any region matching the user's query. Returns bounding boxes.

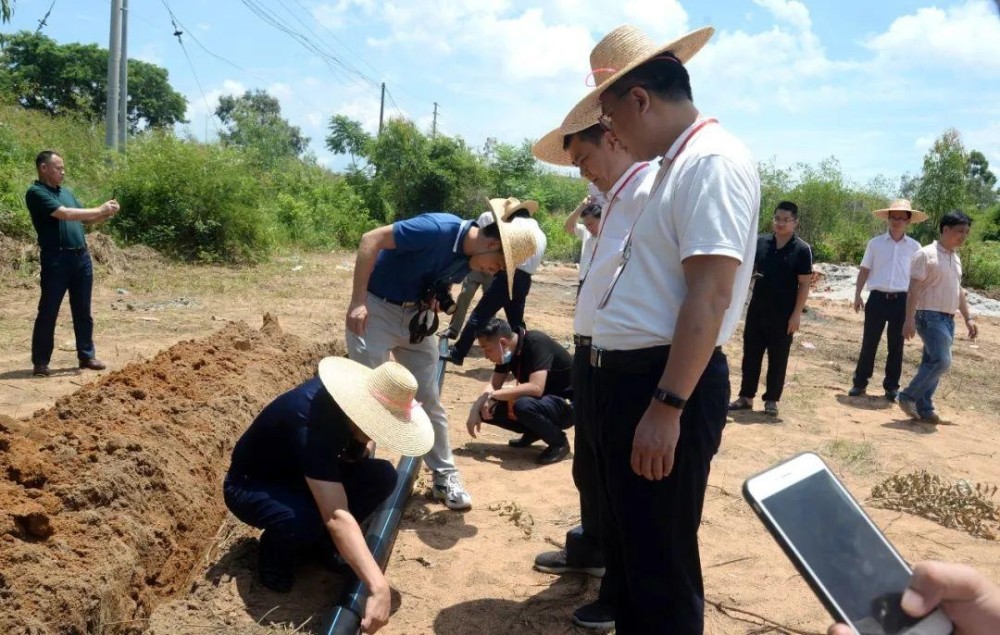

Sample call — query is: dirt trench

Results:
[0,315,338,634]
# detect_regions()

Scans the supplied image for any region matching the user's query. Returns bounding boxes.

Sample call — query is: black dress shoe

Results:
[32,364,51,377]
[439,346,464,366]
[508,433,540,448]
[79,358,107,371]
[848,386,865,397]
[537,443,570,465]
[572,600,616,630]
[884,389,898,402]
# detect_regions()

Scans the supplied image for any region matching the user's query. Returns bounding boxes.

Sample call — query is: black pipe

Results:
[324,337,451,635]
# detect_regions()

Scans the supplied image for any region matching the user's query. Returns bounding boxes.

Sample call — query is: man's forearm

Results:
[959,289,972,320]
[351,235,380,304]
[492,382,543,401]
[56,206,109,222]
[327,512,387,594]
[792,282,809,316]
[855,268,870,296]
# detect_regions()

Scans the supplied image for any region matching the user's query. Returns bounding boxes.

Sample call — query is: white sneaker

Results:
[432,472,472,510]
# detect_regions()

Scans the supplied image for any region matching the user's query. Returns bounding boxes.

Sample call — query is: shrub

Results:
[961,240,1000,290]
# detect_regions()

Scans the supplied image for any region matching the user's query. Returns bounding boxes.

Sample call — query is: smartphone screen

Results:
[757,467,920,634]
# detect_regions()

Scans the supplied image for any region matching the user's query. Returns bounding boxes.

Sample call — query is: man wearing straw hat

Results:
[571,25,760,633]
[898,210,978,423]
[848,199,927,401]
[346,209,537,511]
[441,197,547,366]
[223,359,433,632]
[529,107,652,630]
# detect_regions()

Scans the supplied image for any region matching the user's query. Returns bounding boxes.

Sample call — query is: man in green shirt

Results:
[26,150,120,377]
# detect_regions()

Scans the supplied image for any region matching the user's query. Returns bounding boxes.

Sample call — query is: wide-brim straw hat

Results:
[487,199,539,298]
[532,100,603,166]
[489,196,539,221]
[318,357,434,457]
[567,24,715,123]
[873,198,928,223]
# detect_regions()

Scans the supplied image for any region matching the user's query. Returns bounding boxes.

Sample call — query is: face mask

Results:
[500,343,513,365]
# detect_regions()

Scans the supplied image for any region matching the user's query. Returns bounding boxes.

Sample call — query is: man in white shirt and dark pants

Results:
[849,199,926,401]
[573,25,759,633]
[531,110,652,630]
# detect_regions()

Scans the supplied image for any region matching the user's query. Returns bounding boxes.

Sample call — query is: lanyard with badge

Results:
[578,161,650,288]
[597,118,718,310]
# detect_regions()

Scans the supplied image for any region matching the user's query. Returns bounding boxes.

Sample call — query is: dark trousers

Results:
[568,343,617,603]
[223,459,397,573]
[31,248,96,365]
[592,346,729,634]
[483,394,572,448]
[452,268,532,360]
[739,303,793,402]
[852,291,907,392]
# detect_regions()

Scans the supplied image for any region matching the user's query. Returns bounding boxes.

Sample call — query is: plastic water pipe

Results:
[324,337,450,635]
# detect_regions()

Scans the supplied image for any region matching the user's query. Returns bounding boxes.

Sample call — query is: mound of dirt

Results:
[0,231,35,273]
[0,314,339,634]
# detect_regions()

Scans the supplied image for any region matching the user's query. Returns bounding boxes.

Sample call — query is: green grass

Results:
[821,438,878,474]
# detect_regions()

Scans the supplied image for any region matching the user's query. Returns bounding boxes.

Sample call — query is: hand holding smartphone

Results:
[743,452,952,635]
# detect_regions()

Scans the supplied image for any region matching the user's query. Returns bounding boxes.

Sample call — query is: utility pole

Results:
[432,102,438,139]
[104,0,123,149]
[117,0,129,151]
[378,82,385,136]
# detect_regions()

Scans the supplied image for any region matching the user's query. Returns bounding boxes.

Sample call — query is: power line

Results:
[160,4,218,139]
[35,0,57,33]
[159,0,247,73]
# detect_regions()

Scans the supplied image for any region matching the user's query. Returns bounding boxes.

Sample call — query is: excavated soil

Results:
[0,315,337,634]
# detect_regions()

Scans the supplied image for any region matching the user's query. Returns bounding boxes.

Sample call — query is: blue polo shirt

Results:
[367,213,474,303]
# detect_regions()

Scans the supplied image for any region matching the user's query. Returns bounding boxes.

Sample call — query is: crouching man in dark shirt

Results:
[223,358,433,633]
[466,318,574,465]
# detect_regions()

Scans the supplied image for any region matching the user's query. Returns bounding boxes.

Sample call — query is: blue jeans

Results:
[31,248,96,365]
[900,311,954,417]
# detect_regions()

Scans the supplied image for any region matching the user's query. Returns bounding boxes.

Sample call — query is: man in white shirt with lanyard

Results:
[571,25,760,633]
[530,107,652,631]
[848,199,926,401]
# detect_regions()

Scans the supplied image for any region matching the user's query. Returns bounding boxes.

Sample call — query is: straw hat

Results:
[489,196,539,221]
[318,357,434,457]
[486,199,539,298]
[532,100,603,166]
[568,24,715,121]
[873,199,928,223]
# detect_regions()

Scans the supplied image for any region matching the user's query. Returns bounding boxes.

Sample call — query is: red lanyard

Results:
[579,162,649,285]
[597,118,718,310]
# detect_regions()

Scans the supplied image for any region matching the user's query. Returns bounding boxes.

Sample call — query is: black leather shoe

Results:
[848,386,865,397]
[572,600,616,630]
[533,549,605,577]
[79,358,107,371]
[439,346,464,366]
[32,364,51,377]
[537,442,570,465]
[508,433,540,448]
[884,389,898,402]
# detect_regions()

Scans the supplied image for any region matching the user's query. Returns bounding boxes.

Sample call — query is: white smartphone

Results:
[743,452,953,635]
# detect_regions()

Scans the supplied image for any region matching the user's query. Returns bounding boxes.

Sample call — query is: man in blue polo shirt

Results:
[346,211,537,510]
[26,150,120,377]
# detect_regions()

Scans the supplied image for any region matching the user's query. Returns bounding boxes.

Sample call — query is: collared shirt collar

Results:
[661,115,712,164]
[606,162,649,203]
[883,231,909,243]
[34,179,60,193]
[453,219,474,255]
[934,239,954,254]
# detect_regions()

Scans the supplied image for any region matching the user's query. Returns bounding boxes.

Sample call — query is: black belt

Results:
[590,345,722,373]
[871,290,906,300]
[55,246,87,252]
[573,334,592,346]
[370,293,420,309]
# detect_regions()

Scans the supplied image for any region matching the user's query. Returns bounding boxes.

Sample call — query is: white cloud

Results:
[185,79,247,120]
[313,0,375,29]
[268,82,294,102]
[133,44,162,66]
[752,0,811,32]
[622,0,689,39]
[865,1,1000,72]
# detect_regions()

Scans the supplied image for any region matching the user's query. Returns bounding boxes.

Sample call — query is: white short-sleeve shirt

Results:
[592,119,761,350]
[910,241,962,314]
[575,224,597,281]
[574,163,652,336]
[860,232,921,293]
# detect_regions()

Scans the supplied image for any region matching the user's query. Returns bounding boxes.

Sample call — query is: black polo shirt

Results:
[25,181,87,250]
[749,233,813,316]
[228,377,366,483]
[495,329,573,398]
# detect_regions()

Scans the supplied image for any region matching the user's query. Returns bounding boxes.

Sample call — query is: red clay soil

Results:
[0,315,337,634]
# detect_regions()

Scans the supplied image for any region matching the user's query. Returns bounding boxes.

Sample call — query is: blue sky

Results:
[5,0,1000,187]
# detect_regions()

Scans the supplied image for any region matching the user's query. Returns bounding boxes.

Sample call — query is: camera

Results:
[436,288,457,315]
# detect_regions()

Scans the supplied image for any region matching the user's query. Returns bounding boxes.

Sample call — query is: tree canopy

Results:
[0,31,187,129]
[216,89,308,164]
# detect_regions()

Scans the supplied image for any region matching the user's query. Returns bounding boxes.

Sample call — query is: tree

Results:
[966,150,998,211]
[326,114,371,168]
[0,31,186,129]
[216,89,308,163]
[1,0,13,24]
[913,129,969,239]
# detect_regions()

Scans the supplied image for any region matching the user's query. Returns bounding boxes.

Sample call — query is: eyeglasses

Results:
[598,83,647,132]
[888,215,910,222]
[772,216,796,224]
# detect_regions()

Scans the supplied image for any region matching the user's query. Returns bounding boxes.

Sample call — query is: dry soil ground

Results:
[1,242,998,635]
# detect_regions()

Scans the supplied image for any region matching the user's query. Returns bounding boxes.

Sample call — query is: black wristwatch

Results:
[652,387,687,410]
